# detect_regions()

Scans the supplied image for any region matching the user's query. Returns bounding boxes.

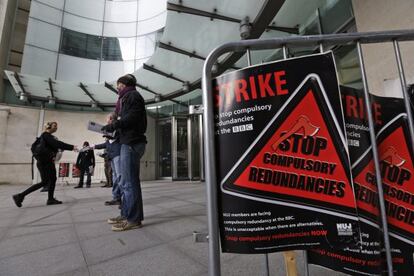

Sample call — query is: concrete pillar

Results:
[352,0,414,97]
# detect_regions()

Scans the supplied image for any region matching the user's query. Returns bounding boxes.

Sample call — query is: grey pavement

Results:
[0,181,345,276]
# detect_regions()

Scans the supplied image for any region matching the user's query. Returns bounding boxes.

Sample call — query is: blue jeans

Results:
[119,143,145,223]
[111,156,121,200]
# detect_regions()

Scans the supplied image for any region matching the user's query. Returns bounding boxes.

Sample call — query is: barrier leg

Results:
[283,251,298,276]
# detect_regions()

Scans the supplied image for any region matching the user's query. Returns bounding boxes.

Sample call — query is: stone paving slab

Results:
[0,181,345,276]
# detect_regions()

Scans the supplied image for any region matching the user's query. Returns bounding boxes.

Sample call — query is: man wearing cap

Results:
[101,73,147,231]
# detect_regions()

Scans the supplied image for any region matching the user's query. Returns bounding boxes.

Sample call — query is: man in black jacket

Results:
[74,141,95,188]
[102,74,147,231]
[12,122,77,207]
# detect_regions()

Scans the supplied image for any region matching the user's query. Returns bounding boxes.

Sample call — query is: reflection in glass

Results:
[190,115,201,180]
[102,37,135,61]
[158,119,172,178]
[60,29,101,59]
[102,38,121,61]
[175,117,188,179]
[319,0,353,34]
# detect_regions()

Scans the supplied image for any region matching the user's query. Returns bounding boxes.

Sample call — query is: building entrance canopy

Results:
[5,0,335,109]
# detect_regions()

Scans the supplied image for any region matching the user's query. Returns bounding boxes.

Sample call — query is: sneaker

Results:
[74,186,83,189]
[107,216,126,224]
[105,199,121,206]
[12,194,24,208]
[111,221,142,232]
[47,198,62,205]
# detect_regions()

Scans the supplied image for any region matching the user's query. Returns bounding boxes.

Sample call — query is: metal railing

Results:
[202,29,414,276]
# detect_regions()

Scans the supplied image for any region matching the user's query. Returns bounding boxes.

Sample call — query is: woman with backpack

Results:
[12,121,78,207]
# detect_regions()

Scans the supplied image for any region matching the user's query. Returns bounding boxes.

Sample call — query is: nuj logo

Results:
[380,146,411,186]
[336,223,353,236]
[271,115,327,157]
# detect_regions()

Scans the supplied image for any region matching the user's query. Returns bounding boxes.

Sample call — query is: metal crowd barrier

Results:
[56,161,106,185]
[202,29,414,276]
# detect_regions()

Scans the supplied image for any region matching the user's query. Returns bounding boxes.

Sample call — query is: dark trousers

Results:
[21,161,57,200]
[120,143,145,223]
[78,168,92,187]
[104,159,113,186]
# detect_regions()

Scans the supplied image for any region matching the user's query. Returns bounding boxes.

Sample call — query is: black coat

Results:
[41,132,74,162]
[116,89,147,145]
[76,149,95,169]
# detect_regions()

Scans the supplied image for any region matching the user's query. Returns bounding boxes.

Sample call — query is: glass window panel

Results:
[103,22,136,37]
[60,29,87,57]
[21,45,58,78]
[135,57,149,70]
[138,0,166,20]
[102,37,135,61]
[25,18,61,51]
[105,1,137,22]
[135,34,155,59]
[137,12,166,35]
[37,0,64,9]
[65,0,105,20]
[60,29,102,60]
[63,13,103,36]
[300,12,321,35]
[85,83,118,103]
[320,0,353,34]
[57,54,100,82]
[100,60,135,83]
[85,34,102,60]
[30,1,63,25]
[53,80,91,102]
[102,37,121,61]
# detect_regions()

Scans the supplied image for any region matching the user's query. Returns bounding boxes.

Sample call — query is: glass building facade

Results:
[21,0,166,83]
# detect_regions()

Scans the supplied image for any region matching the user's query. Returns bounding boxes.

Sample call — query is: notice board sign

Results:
[72,164,80,178]
[58,163,70,177]
[212,52,359,254]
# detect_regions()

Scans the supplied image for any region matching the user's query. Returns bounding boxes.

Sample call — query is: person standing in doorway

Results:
[74,141,95,188]
[12,122,77,207]
[102,74,147,231]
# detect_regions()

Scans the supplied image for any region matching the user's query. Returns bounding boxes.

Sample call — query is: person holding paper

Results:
[91,112,122,205]
[101,73,147,232]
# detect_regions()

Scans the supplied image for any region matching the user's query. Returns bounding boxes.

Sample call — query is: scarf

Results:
[115,86,135,115]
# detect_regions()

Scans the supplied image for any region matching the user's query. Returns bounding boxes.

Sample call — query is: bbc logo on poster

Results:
[233,124,253,133]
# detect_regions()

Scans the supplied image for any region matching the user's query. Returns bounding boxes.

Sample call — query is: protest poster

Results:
[308,86,383,275]
[58,163,70,178]
[308,89,414,275]
[212,53,359,253]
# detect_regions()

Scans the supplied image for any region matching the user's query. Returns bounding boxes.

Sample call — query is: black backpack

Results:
[31,136,50,161]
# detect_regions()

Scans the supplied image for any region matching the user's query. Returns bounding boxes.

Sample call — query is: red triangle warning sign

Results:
[377,115,414,235]
[353,157,380,217]
[233,88,355,207]
[221,74,358,217]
